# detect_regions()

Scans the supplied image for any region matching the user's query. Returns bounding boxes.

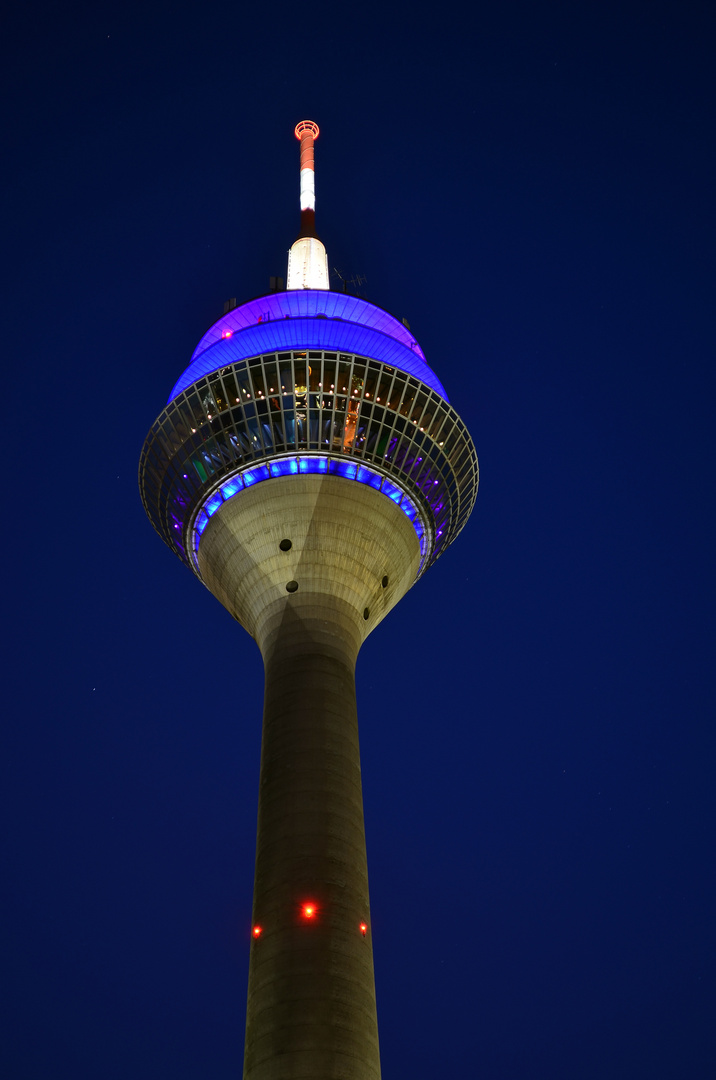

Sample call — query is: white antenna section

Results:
[287,237,329,290]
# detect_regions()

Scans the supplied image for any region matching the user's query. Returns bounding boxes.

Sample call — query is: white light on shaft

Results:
[300,169,315,211]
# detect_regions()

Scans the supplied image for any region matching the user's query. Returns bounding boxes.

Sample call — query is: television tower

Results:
[139,121,478,1080]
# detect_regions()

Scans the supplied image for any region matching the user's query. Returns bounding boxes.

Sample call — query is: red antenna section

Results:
[295,120,320,140]
[295,120,319,238]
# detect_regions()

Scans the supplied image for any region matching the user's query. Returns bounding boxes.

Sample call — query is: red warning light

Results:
[360,922,367,937]
[222,329,233,339]
[302,903,316,919]
[252,925,262,938]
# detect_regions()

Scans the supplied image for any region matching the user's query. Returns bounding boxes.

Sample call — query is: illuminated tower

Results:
[139,122,478,1080]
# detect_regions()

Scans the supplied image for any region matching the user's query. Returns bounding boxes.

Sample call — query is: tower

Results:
[139,122,478,1079]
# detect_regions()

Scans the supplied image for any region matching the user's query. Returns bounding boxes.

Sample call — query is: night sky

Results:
[2,2,715,1077]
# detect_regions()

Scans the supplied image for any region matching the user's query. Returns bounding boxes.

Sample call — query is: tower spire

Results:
[287,120,329,290]
[296,119,319,239]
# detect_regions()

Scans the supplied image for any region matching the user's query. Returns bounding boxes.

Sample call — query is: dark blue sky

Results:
[2,2,714,1077]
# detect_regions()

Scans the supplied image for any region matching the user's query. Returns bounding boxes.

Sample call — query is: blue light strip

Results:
[190,455,431,573]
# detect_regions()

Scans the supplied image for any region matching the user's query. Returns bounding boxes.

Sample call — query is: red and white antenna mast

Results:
[287,120,329,290]
[296,119,319,238]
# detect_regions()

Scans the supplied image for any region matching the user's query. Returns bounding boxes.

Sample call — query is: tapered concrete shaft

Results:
[245,612,379,1080]
[196,474,422,1079]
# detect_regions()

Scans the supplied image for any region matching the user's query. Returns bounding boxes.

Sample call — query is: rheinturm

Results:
[139,121,478,1080]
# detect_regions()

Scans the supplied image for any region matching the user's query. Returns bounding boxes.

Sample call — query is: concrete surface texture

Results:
[197,474,422,1079]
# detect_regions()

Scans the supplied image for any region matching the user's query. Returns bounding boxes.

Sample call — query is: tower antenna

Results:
[295,119,319,239]
[286,120,329,290]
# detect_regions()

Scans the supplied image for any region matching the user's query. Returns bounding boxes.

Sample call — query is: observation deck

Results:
[139,292,478,586]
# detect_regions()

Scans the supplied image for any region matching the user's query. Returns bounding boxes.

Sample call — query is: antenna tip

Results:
[295,120,319,141]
